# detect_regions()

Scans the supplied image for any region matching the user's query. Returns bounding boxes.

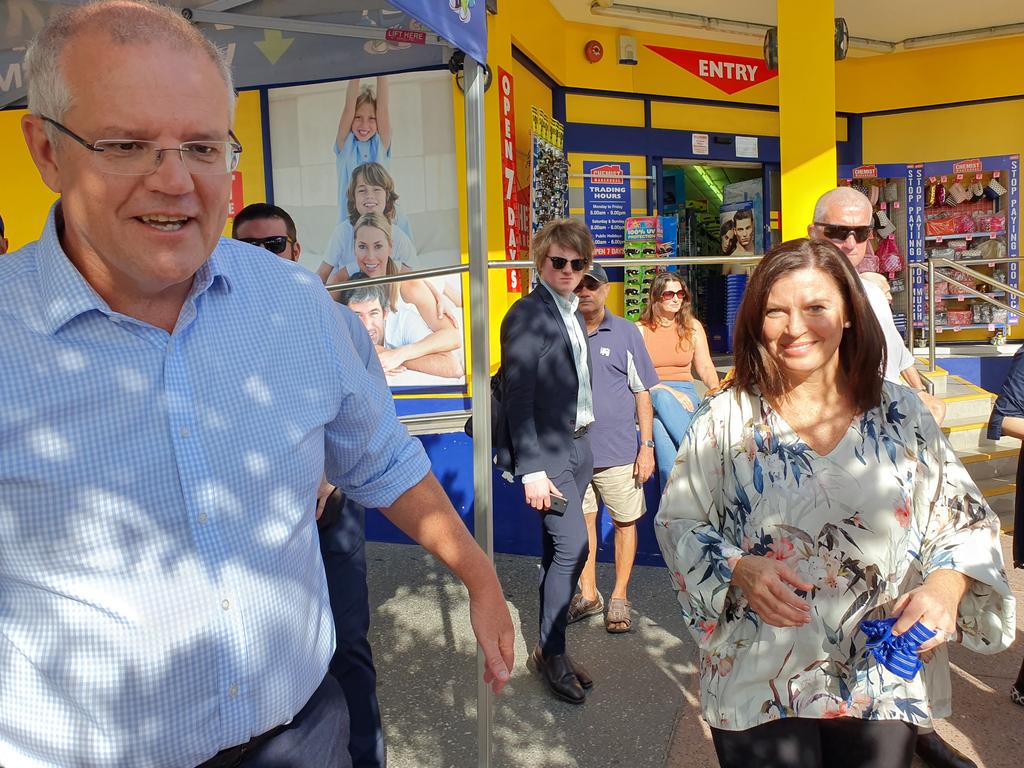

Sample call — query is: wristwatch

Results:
[640,439,655,448]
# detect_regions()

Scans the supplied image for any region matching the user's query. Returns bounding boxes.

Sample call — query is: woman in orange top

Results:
[638,272,721,489]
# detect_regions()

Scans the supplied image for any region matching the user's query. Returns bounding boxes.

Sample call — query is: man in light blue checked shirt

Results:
[2,2,513,767]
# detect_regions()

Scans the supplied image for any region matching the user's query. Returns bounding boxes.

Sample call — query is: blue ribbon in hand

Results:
[859,618,937,680]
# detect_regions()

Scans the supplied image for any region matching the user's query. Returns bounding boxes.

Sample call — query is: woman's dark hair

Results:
[638,272,695,350]
[730,238,885,413]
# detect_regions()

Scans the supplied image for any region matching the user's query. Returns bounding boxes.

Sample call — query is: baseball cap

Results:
[584,262,609,284]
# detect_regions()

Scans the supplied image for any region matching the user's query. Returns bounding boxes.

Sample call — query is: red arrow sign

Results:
[646,45,777,95]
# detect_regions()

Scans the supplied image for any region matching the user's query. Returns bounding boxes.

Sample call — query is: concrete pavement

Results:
[366,535,1022,768]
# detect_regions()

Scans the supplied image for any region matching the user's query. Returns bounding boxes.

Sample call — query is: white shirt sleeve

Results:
[861,277,915,384]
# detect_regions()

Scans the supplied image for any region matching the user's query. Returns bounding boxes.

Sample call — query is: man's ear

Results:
[291,240,301,263]
[806,223,817,239]
[21,115,64,194]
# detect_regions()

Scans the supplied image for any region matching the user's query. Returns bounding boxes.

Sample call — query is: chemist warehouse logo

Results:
[590,164,625,185]
[646,46,778,95]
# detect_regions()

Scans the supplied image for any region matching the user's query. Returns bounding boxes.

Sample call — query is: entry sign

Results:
[646,46,778,95]
[498,67,521,291]
[584,161,632,257]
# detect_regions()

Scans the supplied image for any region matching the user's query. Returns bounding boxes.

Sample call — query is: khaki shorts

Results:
[582,464,646,523]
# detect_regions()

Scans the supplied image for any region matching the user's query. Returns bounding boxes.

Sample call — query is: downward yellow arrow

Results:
[255,29,294,65]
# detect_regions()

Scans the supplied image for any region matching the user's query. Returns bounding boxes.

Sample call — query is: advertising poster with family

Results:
[268,72,465,393]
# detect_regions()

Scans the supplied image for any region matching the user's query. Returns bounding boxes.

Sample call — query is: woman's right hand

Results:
[731,555,813,627]
[655,383,694,411]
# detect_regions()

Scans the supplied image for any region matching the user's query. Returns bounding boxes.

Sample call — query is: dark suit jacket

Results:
[496,285,592,478]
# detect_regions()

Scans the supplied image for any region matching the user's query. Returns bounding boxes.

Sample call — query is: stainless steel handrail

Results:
[911,258,1024,372]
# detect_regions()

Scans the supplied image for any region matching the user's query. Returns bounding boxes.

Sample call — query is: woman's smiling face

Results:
[761,267,848,385]
[354,225,391,277]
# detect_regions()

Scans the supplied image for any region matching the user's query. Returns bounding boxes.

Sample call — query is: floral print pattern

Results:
[656,383,1015,731]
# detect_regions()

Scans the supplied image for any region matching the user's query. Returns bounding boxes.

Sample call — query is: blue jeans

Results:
[651,381,698,490]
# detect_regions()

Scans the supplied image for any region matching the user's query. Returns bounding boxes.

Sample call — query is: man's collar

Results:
[539,279,579,312]
[36,202,231,336]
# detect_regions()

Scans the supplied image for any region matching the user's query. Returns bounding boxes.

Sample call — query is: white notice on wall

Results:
[692,133,709,156]
[736,136,759,158]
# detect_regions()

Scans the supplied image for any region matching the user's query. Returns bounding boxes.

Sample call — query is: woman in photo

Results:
[637,272,720,490]
[351,212,460,336]
[657,238,1013,768]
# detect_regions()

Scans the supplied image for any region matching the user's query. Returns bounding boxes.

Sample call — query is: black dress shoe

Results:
[565,654,593,690]
[528,648,585,704]
[915,731,977,768]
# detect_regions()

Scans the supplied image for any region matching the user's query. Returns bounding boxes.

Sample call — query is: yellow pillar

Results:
[777,0,837,240]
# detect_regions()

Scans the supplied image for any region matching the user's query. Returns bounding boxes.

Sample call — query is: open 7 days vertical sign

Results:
[498,67,524,292]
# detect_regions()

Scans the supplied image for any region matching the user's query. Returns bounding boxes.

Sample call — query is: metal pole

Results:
[463,57,494,768]
[928,260,936,373]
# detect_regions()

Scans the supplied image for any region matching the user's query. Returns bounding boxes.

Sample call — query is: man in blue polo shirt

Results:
[568,263,659,633]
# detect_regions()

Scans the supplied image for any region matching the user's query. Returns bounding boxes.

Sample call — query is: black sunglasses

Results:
[239,235,293,254]
[574,277,603,292]
[548,255,588,272]
[815,223,873,244]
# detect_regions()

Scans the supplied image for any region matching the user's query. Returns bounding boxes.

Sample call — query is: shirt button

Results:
[180,427,190,438]
[221,599,230,611]
[198,512,208,525]
[228,684,239,698]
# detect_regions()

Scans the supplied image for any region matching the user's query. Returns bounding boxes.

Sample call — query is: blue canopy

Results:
[0,1,488,108]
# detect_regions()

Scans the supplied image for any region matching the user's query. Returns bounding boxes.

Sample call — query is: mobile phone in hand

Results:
[547,494,567,515]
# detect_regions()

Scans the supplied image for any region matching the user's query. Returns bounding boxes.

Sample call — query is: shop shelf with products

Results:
[911,155,1020,346]
[838,164,914,345]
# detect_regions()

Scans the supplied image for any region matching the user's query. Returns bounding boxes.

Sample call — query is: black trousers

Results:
[538,433,593,657]
[319,496,385,768]
[711,717,918,768]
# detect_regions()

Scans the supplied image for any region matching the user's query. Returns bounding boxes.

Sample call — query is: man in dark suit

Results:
[499,218,596,704]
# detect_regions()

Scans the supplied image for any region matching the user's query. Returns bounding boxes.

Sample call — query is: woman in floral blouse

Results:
[656,238,1014,768]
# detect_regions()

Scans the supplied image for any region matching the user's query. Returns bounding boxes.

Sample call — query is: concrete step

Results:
[939,377,995,422]
[959,446,1021,481]
[977,475,1016,534]
[942,417,1021,452]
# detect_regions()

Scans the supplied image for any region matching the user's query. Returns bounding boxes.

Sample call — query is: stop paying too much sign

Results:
[646,45,778,95]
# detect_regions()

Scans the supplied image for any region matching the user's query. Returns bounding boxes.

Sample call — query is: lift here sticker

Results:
[646,46,778,95]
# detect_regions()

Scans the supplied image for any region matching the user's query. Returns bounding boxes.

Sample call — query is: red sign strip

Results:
[498,67,523,292]
[645,45,778,95]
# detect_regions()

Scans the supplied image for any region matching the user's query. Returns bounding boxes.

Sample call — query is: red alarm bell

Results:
[584,40,604,63]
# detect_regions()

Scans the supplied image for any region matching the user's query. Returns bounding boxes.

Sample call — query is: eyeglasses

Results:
[42,116,243,176]
[238,235,293,254]
[814,222,872,244]
[547,255,588,272]
[660,290,686,301]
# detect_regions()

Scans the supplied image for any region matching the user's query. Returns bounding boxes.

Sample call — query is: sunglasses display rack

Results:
[622,217,672,321]
[839,164,913,344]
[912,155,1019,344]
[529,106,569,236]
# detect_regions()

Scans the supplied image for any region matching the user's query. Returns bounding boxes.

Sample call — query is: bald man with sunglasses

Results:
[811,188,964,768]
[809,188,946,426]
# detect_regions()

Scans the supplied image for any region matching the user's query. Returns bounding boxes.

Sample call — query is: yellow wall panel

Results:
[650,101,779,136]
[863,101,1024,164]
[566,93,645,127]
[836,116,848,142]
[0,109,59,251]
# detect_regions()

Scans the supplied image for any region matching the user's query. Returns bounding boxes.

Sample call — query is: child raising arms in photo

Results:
[335,76,392,221]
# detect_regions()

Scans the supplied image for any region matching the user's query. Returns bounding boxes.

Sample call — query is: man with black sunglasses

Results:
[498,218,596,704]
[232,202,301,262]
[232,202,390,768]
[811,188,963,768]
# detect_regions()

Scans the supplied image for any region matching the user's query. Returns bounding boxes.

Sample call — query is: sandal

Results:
[605,597,632,633]
[1012,685,1024,707]
[567,591,603,624]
